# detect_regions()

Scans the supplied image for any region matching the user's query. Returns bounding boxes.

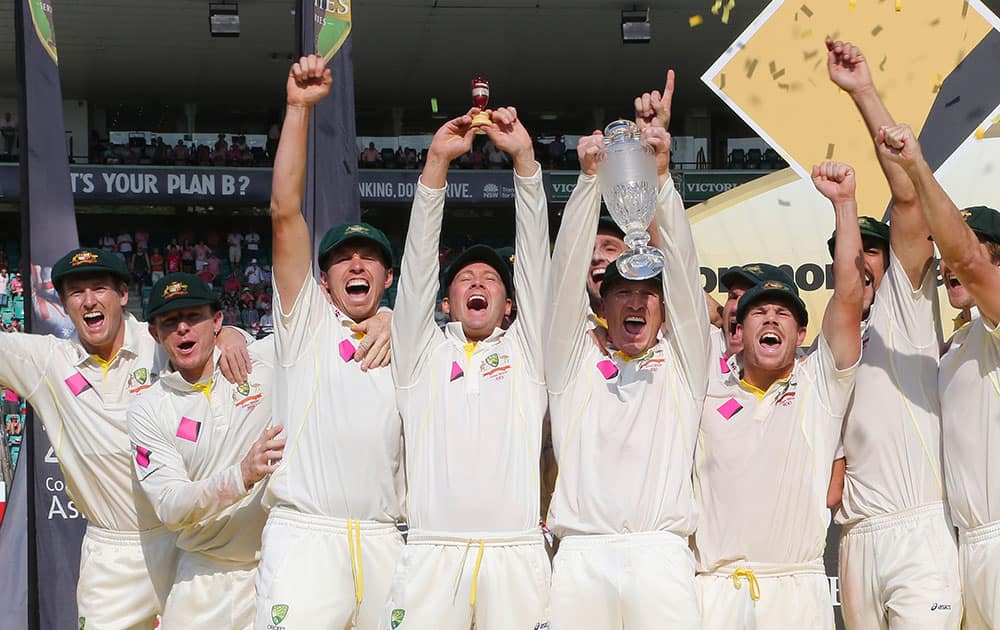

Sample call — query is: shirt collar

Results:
[159,347,221,396]
[444,321,505,349]
[72,313,142,367]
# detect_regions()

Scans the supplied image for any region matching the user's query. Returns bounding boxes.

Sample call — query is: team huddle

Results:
[1,38,998,630]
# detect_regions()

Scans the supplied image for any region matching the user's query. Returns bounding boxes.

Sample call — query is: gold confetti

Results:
[720,73,727,89]
[826,143,835,159]
[721,0,736,24]
[879,55,887,71]
[848,0,856,9]
[930,18,941,26]
[800,4,813,17]
[801,28,814,38]
[773,68,786,80]
[895,0,902,10]
[932,73,943,93]
[975,127,986,140]
[711,0,722,15]
[803,49,819,60]
[778,82,790,90]
[689,14,704,27]
[871,25,883,36]
[962,1,970,18]
[745,58,759,78]
[778,199,791,206]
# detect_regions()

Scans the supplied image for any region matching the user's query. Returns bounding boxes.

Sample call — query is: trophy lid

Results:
[603,119,640,145]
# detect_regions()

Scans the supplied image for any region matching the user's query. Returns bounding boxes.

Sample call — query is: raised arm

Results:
[483,107,549,380]
[644,124,710,397]
[270,55,332,307]
[813,161,864,369]
[127,401,282,528]
[826,38,932,287]
[878,124,1000,326]
[544,133,603,394]
[391,110,478,387]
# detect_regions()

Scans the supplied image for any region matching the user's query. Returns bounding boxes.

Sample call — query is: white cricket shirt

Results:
[391,166,550,534]
[694,334,857,571]
[940,309,1000,531]
[128,342,274,563]
[836,250,946,524]
[545,174,711,539]
[266,273,404,523]
[0,314,166,531]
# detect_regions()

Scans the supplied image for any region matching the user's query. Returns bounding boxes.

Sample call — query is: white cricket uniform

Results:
[940,308,1000,628]
[835,251,961,629]
[384,166,551,630]
[254,270,405,630]
[694,334,858,630]
[545,174,709,630]
[128,342,275,629]
[0,314,178,629]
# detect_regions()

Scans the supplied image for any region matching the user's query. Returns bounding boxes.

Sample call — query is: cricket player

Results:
[128,272,279,629]
[877,123,1000,628]
[545,114,709,628]
[384,104,550,630]
[825,39,961,629]
[257,54,402,630]
[694,161,864,629]
[0,248,250,629]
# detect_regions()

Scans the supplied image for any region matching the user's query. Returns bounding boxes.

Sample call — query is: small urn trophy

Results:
[470,77,492,134]
[596,119,664,280]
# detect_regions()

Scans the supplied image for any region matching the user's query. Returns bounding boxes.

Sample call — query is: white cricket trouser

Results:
[76,524,178,630]
[697,560,833,630]
[549,531,698,630]
[839,502,962,630]
[378,529,550,630]
[254,508,403,630]
[162,551,257,629]
[959,520,1000,630]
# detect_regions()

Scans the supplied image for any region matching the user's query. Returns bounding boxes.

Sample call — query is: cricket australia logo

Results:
[269,603,289,628]
[162,281,188,299]
[233,381,264,410]
[128,367,153,395]
[480,352,511,381]
[390,608,405,629]
[70,250,99,266]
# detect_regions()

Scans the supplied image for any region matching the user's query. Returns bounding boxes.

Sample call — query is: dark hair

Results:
[56,271,128,299]
[979,235,1000,265]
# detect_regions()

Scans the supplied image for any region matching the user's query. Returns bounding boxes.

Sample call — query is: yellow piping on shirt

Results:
[886,323,943,490]
[731,568,761,601]
[547,374,594,526]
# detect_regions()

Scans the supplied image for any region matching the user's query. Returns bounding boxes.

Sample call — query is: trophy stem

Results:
[470,111,492,135]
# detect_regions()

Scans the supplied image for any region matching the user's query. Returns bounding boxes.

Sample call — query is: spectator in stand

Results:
[1,112,16,156]
[2,387,19,421]
[196,144,211,166]
[165,244,182,274]
[361,142,379,167]
[260,264,272,287]
[194,240,210,271]
[149,247,165,284]
[196,266,216,289]
[207,251,222,279]
[173,140,189,165]
[241,302,260,332]
[9,274,21,298]
[5,415,21,437]
[548,134,566,167]
[227,231,243,265]
[177,231,195,246]
[244,260,262,288]
[8,317,22,332]
[135,228,150,253]
[486,140,509,169]
[403,147,418,169]
[0,267,8,308]
[245,230,261,258]
[267,122,281,161]
[99,232,116,251]
[223,271,242,296]
[468,143,486,169]
[212,134,228,166]
[153,137,170,165]
[226,144,241,166]
[255,288,271,313]
[117,230,133,255]
[131,248,151,288]
[180,241,195,273]
[259,306,273,332]
[223,303,241,327]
